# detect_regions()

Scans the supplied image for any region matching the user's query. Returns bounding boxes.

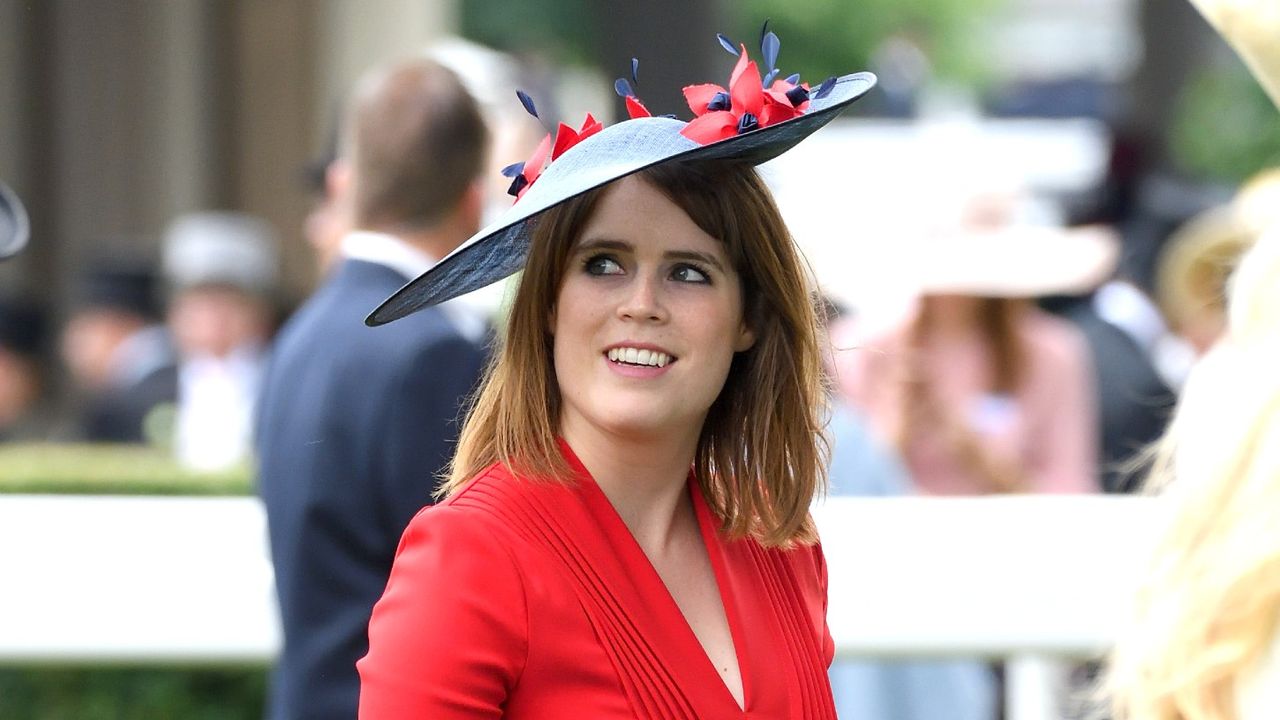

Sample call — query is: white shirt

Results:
[340,231,490,344]
[175,345,264,472]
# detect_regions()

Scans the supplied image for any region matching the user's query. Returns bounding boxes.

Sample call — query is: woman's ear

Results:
[734,323,756,352]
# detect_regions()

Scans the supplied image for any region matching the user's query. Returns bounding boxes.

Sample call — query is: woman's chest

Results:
[500,541,821,720]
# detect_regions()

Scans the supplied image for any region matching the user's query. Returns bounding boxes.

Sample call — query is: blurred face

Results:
[61,310,142,389]
[168,286,270,358]
[551,177,755,444]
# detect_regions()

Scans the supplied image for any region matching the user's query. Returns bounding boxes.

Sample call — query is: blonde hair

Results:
[444,160,830,547]
[1108,229,1280,720]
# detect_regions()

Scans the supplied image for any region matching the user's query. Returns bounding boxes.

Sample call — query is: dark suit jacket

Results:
[81,363,178,443]
[256,258,487,720]
[1063,301,1176,493]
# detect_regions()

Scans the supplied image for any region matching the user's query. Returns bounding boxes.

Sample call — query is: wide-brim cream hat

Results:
[887,183,1120,298]
[905,224,1120,298]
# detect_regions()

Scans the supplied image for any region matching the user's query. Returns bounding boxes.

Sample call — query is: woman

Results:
[1107,228,1280,720]
[834,189,1110,496]
[356,37,877,718]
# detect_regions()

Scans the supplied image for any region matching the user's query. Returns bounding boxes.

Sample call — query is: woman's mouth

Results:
[605,346,674,368]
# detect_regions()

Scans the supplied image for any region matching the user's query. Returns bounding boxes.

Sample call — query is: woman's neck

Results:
[560,417,701,555]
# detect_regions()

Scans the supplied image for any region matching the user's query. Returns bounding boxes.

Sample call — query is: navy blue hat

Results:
[366,31,876,326]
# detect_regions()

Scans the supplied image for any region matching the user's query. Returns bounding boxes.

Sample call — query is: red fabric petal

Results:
[729,44,752,89]
[764,86,791,107]
[759,101,803,127]
[578,113,604,138]
[517,134,552,199]
[681,84,725,117]
[679,111,738,145]
[551,122,581,161]
[624,96,651,119]
[729,48,763,118]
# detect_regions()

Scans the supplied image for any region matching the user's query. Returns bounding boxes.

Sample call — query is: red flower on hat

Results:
[679,41,812,145]
[503,105,604,200]
[501,29,835,200]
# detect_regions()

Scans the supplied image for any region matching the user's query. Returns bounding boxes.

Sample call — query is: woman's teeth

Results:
[607,347,670,367]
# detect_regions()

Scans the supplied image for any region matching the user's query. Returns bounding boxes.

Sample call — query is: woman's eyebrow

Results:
[575,238,727,273]
[575,238,632,253]
[664,250,726,273]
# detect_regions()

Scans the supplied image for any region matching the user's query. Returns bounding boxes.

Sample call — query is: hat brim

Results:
[907,225,1120,298]
[366,71,877,326]
[0,182,30,261]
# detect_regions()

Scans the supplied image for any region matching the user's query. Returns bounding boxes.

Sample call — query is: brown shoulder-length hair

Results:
[444,159,830,547]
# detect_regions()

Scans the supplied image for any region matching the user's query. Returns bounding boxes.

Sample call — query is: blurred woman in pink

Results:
[833,189,1115,495]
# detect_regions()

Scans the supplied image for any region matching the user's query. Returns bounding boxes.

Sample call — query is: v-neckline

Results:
[560,442,753,714]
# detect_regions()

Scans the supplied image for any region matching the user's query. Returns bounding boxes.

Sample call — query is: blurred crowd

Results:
[3,137,1274,482]
[0,16,1278,719]
[0,210,277,468]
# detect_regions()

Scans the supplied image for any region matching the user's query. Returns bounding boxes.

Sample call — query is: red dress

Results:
[357,445,836,719]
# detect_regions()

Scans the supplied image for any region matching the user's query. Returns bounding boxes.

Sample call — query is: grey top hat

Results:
[0,182,30,261]
[366,32,876,326]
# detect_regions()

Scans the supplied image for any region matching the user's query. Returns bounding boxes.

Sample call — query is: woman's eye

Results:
[671,264,710,284]
[584,255,623,276]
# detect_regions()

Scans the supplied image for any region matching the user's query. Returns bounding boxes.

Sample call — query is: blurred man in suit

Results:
[255,57,489,720]
[61,265,178,444]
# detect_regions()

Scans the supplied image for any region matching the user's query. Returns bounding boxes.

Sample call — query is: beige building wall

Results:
[0,0,458,310]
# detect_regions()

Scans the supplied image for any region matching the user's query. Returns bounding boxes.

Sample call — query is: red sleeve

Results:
[358,504,528,719]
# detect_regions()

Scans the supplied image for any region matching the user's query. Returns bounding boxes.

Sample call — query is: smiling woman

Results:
[451,162,824,546]
[355,30,876,720]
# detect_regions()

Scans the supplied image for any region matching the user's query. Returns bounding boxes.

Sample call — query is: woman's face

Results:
[551,176,755,445]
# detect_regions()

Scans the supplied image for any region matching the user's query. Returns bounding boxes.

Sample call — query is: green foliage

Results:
[1171,59,1280,184]
[0,444,252,495]
[728,0,1002,88]
[460,0,599,65]
[0,666,267,720]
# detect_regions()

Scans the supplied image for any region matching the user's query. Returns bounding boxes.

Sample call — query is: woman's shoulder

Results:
[414,463,573,557]
[411,464,531,538]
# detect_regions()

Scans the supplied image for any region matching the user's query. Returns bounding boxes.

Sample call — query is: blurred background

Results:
[0,0,1276,433]
[2,0,1279,717]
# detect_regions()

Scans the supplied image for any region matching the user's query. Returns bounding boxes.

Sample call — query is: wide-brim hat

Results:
[0,182,30,261]
[1156,169,1280,328]
[902,224,1120,298]
[366,71,877,326]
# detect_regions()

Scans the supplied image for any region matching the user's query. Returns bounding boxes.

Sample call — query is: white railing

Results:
[0,494,1159,718]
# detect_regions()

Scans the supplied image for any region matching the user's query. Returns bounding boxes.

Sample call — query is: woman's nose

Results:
[617,274,668,323]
